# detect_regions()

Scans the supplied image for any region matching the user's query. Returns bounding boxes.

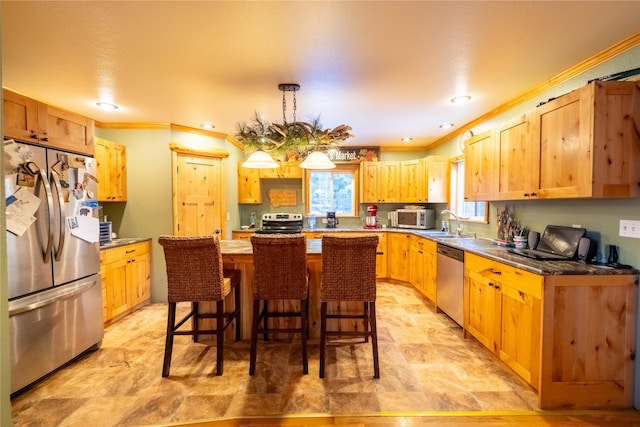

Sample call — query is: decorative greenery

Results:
[235,112,353,159]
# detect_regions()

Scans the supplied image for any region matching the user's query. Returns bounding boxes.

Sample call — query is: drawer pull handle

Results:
[489,268,502,275]
[125,250,135,254]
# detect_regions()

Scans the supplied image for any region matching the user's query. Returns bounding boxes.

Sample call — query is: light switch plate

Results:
[619,219,640,238]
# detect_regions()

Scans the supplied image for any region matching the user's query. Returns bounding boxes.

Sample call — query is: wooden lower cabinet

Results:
[409,236,436,302]
[387,233,410,282]
[231,231,255,240]
[465,252,637,409]
[101,241,152,324]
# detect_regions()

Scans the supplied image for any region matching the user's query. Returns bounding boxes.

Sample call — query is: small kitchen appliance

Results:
[364,204,378,229]
[255,213,303,234]
[326,211,339,228]
[391,207,435,230]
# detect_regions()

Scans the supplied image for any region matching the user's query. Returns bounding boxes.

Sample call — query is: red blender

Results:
[364,204,379,229]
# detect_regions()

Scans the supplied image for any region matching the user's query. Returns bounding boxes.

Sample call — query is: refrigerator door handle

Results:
[50,169,67,262]
[8,277,98,316]
[34,167,55,263]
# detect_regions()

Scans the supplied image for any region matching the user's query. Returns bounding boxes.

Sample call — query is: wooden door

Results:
[175,154,223,236]
[170,143,229,238]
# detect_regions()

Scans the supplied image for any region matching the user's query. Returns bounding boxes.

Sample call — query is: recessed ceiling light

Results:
[451,95,472,104]
[439,123,454,129]
[201,123,215,129]
[96,101,118,110]
[401,137,413,142]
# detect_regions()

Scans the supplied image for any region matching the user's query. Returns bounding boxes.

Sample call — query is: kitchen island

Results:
[218,238,357,341]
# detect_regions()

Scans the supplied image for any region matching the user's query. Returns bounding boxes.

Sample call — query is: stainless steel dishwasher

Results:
[436,243,464,326]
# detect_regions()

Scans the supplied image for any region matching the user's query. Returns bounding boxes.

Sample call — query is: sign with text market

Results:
[325,146,379,162]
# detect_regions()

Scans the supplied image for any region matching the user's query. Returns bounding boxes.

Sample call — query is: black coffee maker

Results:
[326,211,339,228]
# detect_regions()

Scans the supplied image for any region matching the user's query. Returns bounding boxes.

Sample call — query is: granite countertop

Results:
[230,227,639,276]
[99,237,152,250]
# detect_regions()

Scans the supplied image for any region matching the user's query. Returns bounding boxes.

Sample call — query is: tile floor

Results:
[10,282,538,426]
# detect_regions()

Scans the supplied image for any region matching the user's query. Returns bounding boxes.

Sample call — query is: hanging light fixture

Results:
[236,83,353,169]
[241,149,280,169]
[299,150,336,169]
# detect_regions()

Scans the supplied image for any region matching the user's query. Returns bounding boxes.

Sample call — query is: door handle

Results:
[34,168,55,263]
[50,169,66,261]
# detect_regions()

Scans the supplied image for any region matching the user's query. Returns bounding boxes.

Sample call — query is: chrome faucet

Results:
[441,209,463,236]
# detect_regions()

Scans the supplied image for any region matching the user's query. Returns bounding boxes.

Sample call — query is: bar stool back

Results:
[320,234,380,378]
[249,233,309,375]
[158,235,241,377]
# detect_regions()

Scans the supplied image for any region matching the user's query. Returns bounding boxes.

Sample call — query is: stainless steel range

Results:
[255,213,304,234]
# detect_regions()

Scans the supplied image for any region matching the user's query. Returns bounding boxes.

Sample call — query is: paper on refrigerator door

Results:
[70,214,99,243]
[6,187,40,236]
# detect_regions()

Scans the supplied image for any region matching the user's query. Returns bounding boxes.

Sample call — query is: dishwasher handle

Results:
[437,244,464,262]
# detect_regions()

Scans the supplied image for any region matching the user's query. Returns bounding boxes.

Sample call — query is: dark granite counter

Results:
[232,226,638,276]
[99,237,152,250]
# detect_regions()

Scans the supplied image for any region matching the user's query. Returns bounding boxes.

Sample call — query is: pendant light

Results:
[241,150,279,169]
[299,151,336,169]
[236,83,353,169]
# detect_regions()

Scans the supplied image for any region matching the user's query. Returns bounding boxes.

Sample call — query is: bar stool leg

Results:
[216,300,224,375]
[249,300,260,375]
[301,298,309,374]
[163,302,177,377]
[319,301,328,378]
[192,301,200,343]
[370,301,380,379]
[234,283,241,341]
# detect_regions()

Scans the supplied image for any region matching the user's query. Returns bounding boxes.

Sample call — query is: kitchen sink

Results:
[421,231,473,239]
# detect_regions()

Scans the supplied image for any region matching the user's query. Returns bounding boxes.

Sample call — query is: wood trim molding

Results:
[95,122,171,130]
[428,31,640,149]
[169,142,230,158]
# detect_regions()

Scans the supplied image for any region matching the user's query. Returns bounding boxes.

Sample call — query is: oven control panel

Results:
[262,213,303,222]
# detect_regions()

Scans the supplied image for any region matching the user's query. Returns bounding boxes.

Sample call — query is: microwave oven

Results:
[389,209,435,230]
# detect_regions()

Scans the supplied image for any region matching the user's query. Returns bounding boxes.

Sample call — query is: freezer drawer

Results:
[9,275,104,394]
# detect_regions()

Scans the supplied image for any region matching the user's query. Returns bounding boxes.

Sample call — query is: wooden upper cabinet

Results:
[95,137,127,202]
[259,161,302,178]
[425,155,450,203]
[3,88,95,155]
[464,129,497,201]
[400,159,426,202]
[3,89,39,142]
[237,162,262,204]
[360,161,400,203]
[496,113,538,200]
[531,80,640,199]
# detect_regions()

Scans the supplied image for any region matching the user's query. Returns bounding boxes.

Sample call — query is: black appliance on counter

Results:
[326,211,338,228]
[255,213,304,234]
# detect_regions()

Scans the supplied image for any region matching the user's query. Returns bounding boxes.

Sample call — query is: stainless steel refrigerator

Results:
[4,139,104,395]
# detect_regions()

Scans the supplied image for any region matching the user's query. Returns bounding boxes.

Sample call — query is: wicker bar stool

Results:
[249,234,309,375]
[158,235,241,377]
[319,234,380,379]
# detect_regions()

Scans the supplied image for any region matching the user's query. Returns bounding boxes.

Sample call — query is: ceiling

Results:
[3,1,640,149]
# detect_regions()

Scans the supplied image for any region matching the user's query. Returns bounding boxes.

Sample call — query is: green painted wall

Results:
[96,128,244,303]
